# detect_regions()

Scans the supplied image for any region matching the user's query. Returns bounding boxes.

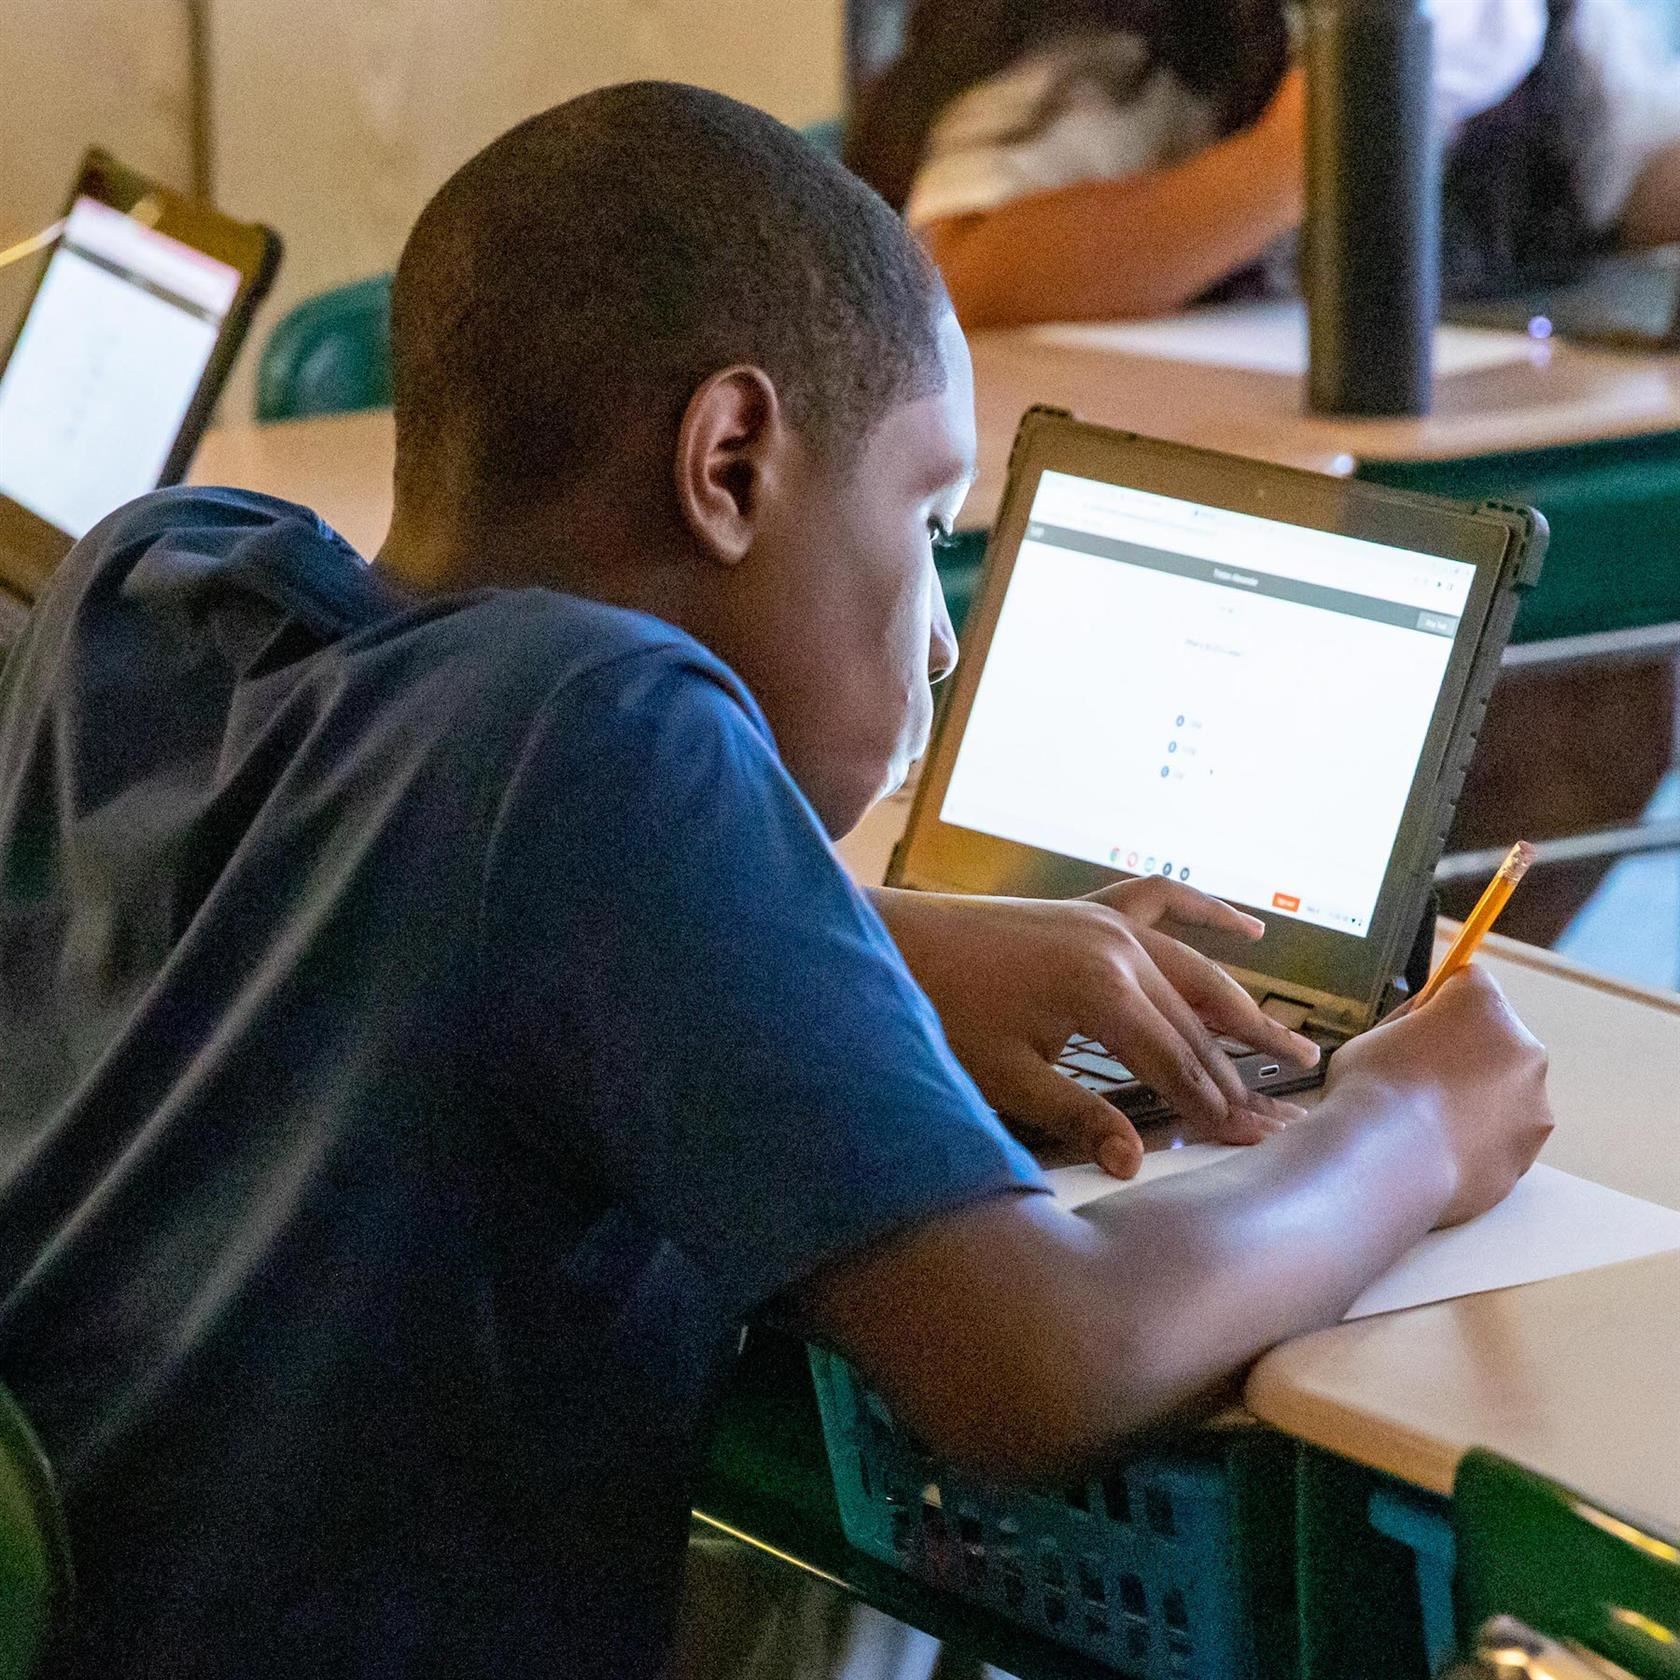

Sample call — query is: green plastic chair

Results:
[1453,1449,1680,1680]
[0,1384,71,1679]
[254,273,393,422]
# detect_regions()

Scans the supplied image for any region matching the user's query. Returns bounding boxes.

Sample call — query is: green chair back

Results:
[254,273,393,422]
[0,1384,71,1679]
[1454,1449,1680,1680]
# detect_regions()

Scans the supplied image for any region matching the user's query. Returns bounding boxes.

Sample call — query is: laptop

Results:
[890,409,1546,1121]
[0,149,281,613]
[1444,247,1680,351]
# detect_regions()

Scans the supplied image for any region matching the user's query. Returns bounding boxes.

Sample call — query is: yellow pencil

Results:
[1414,840,1536,1007]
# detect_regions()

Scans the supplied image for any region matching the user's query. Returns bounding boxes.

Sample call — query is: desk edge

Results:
[1244,1355,1461,1496]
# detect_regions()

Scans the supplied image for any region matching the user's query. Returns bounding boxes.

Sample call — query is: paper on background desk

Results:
[1025,300,1540,380]
[1046,1150,1680,1320]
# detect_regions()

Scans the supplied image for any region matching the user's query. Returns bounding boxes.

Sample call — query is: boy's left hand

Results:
[868,881,1319,1178]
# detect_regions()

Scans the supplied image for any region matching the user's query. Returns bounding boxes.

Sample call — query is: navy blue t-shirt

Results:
[0,489,1043,1678]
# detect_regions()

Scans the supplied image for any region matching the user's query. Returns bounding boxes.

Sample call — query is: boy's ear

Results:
[673,365,785,567]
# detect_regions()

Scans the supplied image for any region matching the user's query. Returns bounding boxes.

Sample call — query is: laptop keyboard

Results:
[1055,1033,1258,1096]
[1055,1022,1346,1110]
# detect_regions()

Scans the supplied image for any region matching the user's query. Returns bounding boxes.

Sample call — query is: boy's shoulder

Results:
[17,487,777,847]
[451,583,738,701]
[399,582,774,794]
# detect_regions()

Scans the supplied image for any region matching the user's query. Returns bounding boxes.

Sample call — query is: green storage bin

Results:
[809,1346,1297,1680]
[1369,1485,1459,1674]
[1295,1447,1453,1680]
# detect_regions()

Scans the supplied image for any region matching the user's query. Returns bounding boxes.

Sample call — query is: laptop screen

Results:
[0,196,242,541]
[938,469,1478,938]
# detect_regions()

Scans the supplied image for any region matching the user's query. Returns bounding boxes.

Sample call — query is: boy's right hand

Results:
[1327,967,1552,1227]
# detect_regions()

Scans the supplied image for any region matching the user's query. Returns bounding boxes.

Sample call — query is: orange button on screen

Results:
[1271,892,1301,912]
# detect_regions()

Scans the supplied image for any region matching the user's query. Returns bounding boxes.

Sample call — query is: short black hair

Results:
[390,82,947,511]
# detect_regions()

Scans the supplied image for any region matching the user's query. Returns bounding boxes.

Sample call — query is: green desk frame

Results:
[1360,433,1680,906]
[949,427,1680,647]
[1355,432,1680,646]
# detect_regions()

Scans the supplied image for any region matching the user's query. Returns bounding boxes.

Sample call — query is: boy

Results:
[0,84,1549,1678]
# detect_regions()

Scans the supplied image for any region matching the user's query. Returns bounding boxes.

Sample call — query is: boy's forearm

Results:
[805,1073,1453,1482]
[1066,1072,1455,1445]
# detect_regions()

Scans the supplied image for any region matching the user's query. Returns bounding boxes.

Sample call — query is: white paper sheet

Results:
[1024,300,1542,380]
[1045,1153,1680,1320]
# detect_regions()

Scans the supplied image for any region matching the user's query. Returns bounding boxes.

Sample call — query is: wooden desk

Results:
[1247,932,1680,1534]
[192,330,1680,546]
[965,327,1680,527]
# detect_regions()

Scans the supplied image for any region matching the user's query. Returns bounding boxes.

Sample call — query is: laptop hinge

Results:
[1229,965,1372,1039]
